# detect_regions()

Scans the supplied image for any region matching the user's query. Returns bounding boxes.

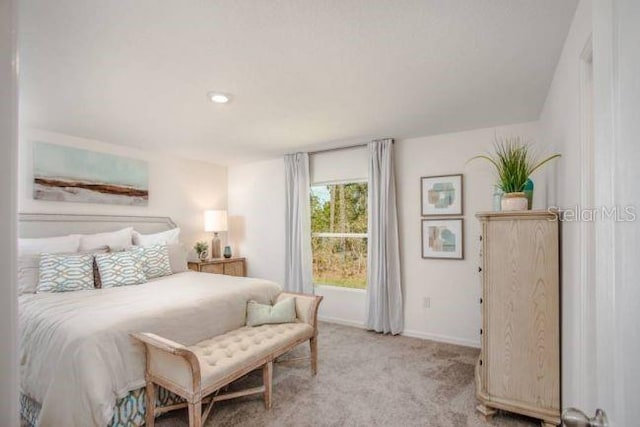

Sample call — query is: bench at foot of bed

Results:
[132,292,322,427]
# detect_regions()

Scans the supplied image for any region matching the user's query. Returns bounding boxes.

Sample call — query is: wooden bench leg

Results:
[145,381,155,427]
[263,361,273,409]
[188,401,202,427]
[310,336,318,375]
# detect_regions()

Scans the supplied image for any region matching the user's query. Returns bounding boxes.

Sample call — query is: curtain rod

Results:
[307,143,366,156]
[307,139,394,156]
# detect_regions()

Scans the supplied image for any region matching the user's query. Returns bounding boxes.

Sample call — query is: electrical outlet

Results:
[422,297,431,309]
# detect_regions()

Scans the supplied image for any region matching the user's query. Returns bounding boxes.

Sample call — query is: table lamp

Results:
[204,210,227,259]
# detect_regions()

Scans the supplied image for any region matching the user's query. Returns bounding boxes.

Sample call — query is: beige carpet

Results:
[157,322,538,427]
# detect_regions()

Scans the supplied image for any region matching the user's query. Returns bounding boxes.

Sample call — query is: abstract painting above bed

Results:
[32,141,149,206]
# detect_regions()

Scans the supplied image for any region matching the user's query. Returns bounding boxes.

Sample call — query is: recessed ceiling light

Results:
[208,92,230,104]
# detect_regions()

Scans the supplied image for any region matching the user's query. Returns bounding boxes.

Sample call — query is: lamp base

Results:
[211,233,222,259]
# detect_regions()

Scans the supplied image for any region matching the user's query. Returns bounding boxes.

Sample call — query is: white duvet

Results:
[19,271,282,427]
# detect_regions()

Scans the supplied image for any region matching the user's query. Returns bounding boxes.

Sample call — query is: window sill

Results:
[314,284,367,293]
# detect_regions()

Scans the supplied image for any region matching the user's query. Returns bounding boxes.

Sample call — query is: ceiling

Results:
[19,0,578,165]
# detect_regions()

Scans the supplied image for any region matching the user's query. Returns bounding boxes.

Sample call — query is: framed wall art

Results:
[33,141,149,206]
[420,174,463,216]
[421,218,464,260]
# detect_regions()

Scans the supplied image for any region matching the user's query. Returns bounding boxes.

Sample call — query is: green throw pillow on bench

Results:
[246,297,296,327]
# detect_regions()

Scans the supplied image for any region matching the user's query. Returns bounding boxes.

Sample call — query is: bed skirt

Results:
[20,386,185,427]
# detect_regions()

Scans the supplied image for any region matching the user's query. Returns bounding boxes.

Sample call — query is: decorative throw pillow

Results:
[246,297,297,327]
[37,253,95,293]
[139,244,173,279]
[95,250,147,288]
[88,246,111,289]
[79,227,134,251]
[132,228,180,247]
[166,243,188,273]
[19,247,110,294]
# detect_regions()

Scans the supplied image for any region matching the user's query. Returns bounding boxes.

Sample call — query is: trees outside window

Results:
[310,182,367,289]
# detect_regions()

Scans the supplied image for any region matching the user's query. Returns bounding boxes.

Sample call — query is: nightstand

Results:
[188,257,246,277]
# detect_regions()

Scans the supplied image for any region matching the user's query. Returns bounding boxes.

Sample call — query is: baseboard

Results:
[318,315,366,329]
[402,329,481,349]
[318,316,481,349]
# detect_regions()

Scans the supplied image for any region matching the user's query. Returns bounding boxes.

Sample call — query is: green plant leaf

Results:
[468,137,560,194]
[528,154,562,175]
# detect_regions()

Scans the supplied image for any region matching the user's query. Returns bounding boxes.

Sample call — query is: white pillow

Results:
[79,227,133,251]
[18,234,81,256]
[167,244,188,273]
[132,228,180,247]
[18,255,40,295]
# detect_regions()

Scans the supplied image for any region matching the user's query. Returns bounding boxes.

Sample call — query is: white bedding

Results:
[19,271,282,427]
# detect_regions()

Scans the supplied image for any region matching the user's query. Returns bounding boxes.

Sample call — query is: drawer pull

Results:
[480,297,483,304]
[480,328,483,335]
[479,359,483,366]
[478,267,482,272]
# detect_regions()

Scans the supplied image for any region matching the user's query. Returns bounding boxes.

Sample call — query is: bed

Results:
[18,214,282,427]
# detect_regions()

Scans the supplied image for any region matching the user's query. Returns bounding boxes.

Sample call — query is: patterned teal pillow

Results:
[95,250,147,288]
[37,253,95,293]
[139,244,172,279]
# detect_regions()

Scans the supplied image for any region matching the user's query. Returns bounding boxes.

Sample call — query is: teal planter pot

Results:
[523,178,534,209]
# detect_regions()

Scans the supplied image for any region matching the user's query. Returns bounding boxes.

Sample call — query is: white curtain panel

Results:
[284,153,314,294]
[366,139,404,334]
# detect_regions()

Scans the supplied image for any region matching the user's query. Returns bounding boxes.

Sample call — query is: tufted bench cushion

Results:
[133,292,323,427]
[191,323,313,389]
[148,323,313,393]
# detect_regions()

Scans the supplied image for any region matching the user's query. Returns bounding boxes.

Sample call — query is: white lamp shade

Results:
[204,210,228,232]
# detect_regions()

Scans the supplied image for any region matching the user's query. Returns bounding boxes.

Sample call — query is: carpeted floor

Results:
[157,322,539,427]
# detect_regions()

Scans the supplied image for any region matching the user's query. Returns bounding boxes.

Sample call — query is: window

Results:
[310,182,367,289]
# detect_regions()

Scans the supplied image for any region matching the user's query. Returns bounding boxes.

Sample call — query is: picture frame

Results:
[32,141,149,206]
[420,174,463,216]
[421,218,464,260]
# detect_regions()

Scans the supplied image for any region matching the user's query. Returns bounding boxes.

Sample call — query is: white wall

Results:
[538,0,592,411]
[228,121,545,347]
[397,122,543,346]
[19,129,228,251]
[0,0,19,424]
[227,158,286,285]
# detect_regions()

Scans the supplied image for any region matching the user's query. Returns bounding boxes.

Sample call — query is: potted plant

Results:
[194,241,209,261]
[471,137,560,211]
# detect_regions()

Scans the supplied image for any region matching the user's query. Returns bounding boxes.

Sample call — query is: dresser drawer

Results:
[188,258,247,277]
[223,261,245,277]
[201,263,224,274]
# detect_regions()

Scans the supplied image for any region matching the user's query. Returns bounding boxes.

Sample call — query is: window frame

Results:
[310,179,369,290]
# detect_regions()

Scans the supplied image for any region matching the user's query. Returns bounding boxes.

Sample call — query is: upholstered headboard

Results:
[18,213,177,238]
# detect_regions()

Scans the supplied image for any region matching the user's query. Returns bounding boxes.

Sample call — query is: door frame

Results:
[0,0,19,425]
[592,0,622,423]
[578,35,596,413]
